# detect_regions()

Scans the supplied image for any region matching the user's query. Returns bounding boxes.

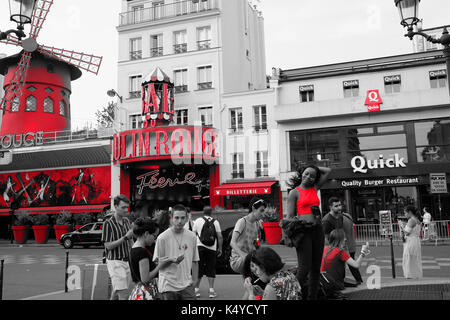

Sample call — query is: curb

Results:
[343,278,450,294]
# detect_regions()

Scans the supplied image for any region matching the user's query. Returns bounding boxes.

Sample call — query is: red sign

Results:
[112,126,219,164]
[365,90,383,112]
[215,187,271,196]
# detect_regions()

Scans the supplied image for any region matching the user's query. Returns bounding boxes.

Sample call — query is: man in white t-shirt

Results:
[422,207,432,226]
[153,204,199,300]
[193,206,223,298]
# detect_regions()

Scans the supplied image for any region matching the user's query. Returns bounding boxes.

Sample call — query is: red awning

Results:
[0,205,108,216]
[214,181,277,196]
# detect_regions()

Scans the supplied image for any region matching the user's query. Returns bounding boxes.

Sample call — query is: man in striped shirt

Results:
[102,194,134,300]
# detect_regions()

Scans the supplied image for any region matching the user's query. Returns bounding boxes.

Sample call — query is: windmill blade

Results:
[0,51,32,111]
[37,45,103,75]
[29,0,54,40]
[0,34,22,47]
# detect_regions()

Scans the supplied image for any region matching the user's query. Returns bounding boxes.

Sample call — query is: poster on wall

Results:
[0,166,111,208]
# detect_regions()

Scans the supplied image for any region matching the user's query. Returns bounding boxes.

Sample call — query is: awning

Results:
[0,204,108,216]
[214,181,277,196]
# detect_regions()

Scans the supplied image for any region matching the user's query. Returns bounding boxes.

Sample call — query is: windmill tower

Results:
[0,0,102,136]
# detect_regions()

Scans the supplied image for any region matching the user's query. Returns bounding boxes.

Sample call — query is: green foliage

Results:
[13,211,32,226]
[55,210,72,225]
[31,213,49,226]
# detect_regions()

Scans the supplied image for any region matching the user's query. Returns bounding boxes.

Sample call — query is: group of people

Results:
[101,164,427,301]
[101,194,223,300]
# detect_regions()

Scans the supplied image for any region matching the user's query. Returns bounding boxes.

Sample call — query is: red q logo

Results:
[364,90,383,112]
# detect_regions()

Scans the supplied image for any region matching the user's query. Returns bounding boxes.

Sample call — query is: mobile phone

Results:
[310,206,321,218]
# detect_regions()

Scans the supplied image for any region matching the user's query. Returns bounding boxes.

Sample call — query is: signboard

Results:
[379,210,393,236]
[364,90,383,112]
[299,85,314,92]
[429,70,447,78]
[384,75,401,83]
[351,153,406,173]
[343,80,359,88]
[340,176,420,188]
[430,173,447,193]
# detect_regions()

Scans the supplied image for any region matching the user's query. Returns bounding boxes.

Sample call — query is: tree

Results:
[95,101,116,128]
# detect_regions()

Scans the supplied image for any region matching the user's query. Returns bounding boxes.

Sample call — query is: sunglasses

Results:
[253,199,266,207]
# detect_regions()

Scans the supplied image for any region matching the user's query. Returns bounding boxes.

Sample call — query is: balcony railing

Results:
[129,50,142,60]
[197,82,212,90]
[232,171,244,179]
[197,39,211,50]
[174,85,188,93]
[129,91,141,99]
[174,43,187,54]
[150,47,163,57]
[255,169,269,177]
[119,0,218,26]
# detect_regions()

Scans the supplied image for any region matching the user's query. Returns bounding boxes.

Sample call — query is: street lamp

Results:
[107,89,123,103]
[395,0,450,96]
[0,0,36,40]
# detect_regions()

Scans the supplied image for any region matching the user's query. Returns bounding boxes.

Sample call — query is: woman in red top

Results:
[286,165,331,300]
[321,229,369,293]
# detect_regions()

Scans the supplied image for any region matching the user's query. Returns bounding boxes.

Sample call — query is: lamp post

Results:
[0,0,36,40]
[395,0,450,97]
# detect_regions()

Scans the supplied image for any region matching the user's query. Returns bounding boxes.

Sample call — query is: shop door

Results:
[351,188,383,224]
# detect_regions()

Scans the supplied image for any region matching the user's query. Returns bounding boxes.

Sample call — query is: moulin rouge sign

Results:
[112,126,219,164]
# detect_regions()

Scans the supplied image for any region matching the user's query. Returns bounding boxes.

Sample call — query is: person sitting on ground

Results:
[243,247,302,300]
[320,229,370,296]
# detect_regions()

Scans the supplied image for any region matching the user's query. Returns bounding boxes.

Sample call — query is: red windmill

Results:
[0,0,102,134]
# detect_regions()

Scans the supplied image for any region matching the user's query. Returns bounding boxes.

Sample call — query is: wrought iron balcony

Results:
[174,43,187,54]
[129,50,142,60]
[197,82,212,90]
[128,91,141,99]
[174,85,188,93]
[119,0,218,27]
[197,39,211,50]
[150,47,163,57]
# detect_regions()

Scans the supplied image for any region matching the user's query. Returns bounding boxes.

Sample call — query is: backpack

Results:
[199,216,217,246]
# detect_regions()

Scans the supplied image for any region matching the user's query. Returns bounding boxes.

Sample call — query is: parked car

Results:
[60,222,103,249]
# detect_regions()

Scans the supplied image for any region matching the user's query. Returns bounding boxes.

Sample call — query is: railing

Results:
[173,43,187,54]
[174,85,188,93]
[197,40,211,50]
[197,82,212,90]
[129,50,142,60]
[353,220,450,246]
[119,0,218,26]
[128,91,141,99]
[150,47,163,57]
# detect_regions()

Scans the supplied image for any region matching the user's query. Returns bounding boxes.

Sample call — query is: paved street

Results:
[1,241,450,300]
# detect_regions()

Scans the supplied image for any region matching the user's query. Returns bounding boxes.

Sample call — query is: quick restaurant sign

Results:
[351,154,406,173]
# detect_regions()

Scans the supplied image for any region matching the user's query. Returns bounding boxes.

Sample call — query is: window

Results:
[130,38,142,60]
[192,0,210,12]
[343,80,359,98]
[175,0,188,15]
[415,119,450,162]
[384,75,401,93]
[256,151,268,177]
[59,100,67,116]
[44,97,54,113]
[175,109,188,125]
[152,1,164,19]
[150,34,163,57]
[232,153,244,179]
[129,75,142,99]
[173,30,187,54]
[299,85,314,102]
[45,87,54,93]
[197,26,211,50]
[230,108,243,132]
[27,86,37,92]
[197,66,212,90]
[254,105,267,132]
[130,114,143,129]
[199,106,213,126]
[429,70,447,89]
[11,96,19,112]
[174,69,188,93]
[25,95,36,112]
[131,5,144,23]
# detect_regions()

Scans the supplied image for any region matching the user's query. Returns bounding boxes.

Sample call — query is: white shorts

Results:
[106,260,131,292]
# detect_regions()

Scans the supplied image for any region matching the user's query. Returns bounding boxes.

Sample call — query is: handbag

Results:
[129,278,160,300]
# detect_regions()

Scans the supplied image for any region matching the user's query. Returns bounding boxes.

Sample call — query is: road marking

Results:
[21,290,66,300]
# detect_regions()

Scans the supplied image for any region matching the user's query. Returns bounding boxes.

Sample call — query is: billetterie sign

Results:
[112,126,219,164]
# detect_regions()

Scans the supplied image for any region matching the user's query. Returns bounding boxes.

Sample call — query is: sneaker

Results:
[195,288,201,298]
[209,290,217,298]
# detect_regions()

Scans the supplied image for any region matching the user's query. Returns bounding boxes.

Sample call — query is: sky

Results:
[1,0,450,130]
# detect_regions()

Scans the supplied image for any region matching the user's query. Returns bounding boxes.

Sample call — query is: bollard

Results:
[65,251,69,293]
[0,259,4,300]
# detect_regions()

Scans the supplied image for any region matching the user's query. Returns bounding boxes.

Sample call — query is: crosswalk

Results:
[0,254,102,265]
